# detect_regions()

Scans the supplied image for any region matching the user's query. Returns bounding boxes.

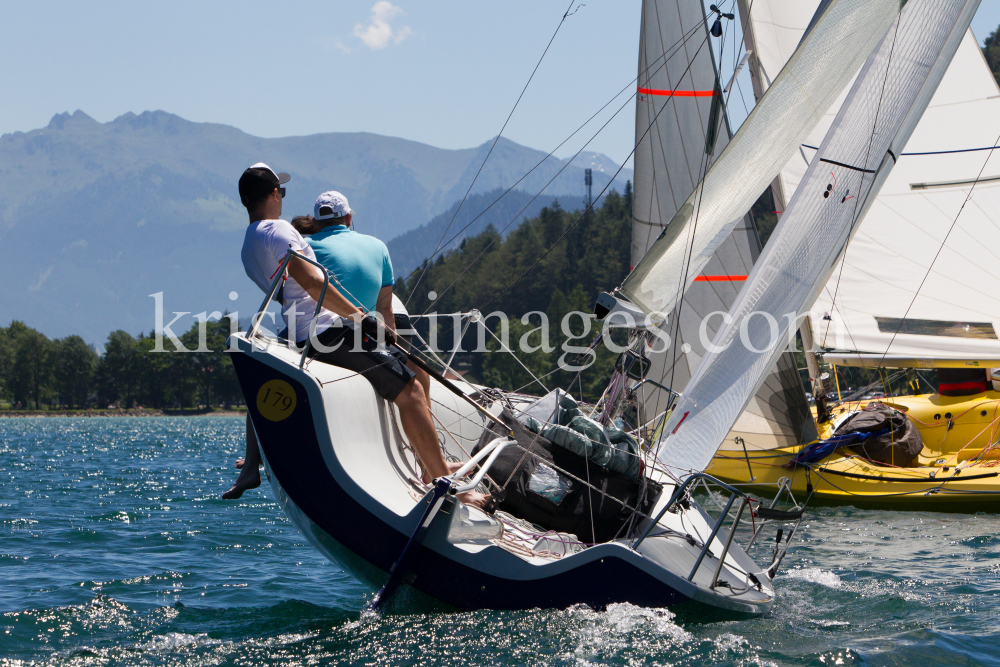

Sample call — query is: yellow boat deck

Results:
[706,391,1000,510]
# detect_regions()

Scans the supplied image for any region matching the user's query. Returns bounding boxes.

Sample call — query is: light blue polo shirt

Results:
[307,225,394,313]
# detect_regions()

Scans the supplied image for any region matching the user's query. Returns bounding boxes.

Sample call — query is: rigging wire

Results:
[405,0,578,307]
[424,4,752,336]
[459,36,714,321]
[415,25,711,316]
[400,21,709,289]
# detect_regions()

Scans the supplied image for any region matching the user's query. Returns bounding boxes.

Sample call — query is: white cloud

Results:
[30,265,52,292]
[353,2,412,51]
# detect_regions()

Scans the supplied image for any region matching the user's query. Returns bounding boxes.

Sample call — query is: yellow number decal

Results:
[256,379,297,422]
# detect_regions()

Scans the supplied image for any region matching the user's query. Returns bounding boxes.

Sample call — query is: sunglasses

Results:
[279,187,286,198]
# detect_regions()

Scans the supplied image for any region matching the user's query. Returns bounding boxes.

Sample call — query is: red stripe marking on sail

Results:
[638,88,715,97]
[694,275,748,282]
[672,411,690,435]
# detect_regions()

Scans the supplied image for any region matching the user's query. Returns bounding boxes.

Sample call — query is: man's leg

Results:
[308,330,488,507]
[223,414,261,499]
[392,379,488,508]
[406,360,433,409]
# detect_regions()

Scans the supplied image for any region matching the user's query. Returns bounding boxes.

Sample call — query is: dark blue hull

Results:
[232,352,691,612]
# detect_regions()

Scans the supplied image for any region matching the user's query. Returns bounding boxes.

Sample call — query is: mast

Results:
[630,0,757,426]
[624,0,819,447]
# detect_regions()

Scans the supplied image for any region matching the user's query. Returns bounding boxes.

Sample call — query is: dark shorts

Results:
[302,325,415,401]
[393,313,415,352]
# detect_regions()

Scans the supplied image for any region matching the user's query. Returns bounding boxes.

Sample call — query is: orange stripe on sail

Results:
[638,88,715,97]
[694,275,748,282]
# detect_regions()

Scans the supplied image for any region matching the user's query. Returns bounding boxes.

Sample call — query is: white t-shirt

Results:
[241,219,339,342]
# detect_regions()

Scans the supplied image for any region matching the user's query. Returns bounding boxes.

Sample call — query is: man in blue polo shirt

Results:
[307,191,431,405]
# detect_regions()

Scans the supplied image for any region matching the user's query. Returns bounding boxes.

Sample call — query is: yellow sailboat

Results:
[708,375,1000,509]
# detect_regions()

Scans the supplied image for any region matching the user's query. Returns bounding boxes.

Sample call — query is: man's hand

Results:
[359,314,397,347]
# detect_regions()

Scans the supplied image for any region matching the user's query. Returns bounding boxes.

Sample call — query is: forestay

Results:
[653,0,982,476]
[620,0,901,318]
[631,0,814,448]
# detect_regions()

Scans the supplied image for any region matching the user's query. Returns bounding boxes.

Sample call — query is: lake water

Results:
[2,417,999,666]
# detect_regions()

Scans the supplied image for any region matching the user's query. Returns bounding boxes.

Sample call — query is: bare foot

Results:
[457,490,490,509]
[235,459,245,469]
[421,461,466,484]
[222,466,261,499]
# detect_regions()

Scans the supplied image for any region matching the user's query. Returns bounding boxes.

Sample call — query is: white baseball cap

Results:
[314,191,354,220]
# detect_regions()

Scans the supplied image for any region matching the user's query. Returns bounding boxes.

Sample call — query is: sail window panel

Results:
[653,0,980,476]
[911,174,1000,190]
[622,0,901,318]
[874,318,998,339]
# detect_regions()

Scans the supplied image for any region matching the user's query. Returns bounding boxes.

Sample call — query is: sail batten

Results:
[652,0,982,475]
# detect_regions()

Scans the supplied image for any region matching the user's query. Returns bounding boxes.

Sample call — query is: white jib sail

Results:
[652,0,982,476]
[620,0,902,318]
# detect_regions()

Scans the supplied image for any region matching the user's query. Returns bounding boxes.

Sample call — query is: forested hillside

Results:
[0,319,239,411]
[396,186,635,401]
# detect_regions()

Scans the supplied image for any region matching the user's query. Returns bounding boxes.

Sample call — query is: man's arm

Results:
[287,256,362,320]
[375,285,395,331]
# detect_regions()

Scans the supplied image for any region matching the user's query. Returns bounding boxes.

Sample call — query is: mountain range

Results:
[0,110,630,345]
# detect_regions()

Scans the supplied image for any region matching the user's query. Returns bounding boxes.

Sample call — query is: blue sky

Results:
[1,1,998,167]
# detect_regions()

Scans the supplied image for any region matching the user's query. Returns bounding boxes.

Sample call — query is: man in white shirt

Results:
[226,164,487,508]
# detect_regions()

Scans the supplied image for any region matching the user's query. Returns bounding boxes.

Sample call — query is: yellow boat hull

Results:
[706,391,1000,510]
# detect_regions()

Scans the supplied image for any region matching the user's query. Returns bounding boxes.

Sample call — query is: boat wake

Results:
[782,567,843,588]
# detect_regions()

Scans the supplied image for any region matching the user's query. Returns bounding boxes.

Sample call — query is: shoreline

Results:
[0,409,247,418]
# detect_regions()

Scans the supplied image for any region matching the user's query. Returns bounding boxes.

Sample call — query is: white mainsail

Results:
[620,0,902,318]
[653,0,982,475]
[741,1,1000,361]
[632,0,814,448]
